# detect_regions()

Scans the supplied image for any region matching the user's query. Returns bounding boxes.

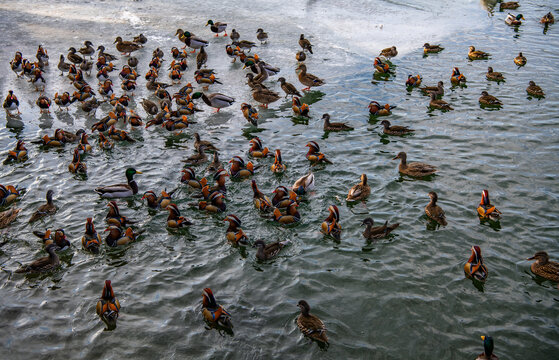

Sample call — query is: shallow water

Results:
[1,0,558,358]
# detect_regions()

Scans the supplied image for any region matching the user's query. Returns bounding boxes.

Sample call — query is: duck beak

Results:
[526,256,535,260]
[135,170,143,174]
[480,335,485,341]
[391,156,398,160]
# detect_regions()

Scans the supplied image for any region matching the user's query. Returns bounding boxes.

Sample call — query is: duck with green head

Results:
[191,92,234,112]
[505,13,524,26]
[476,335,498,360]
[94,168,142,198]
[206,20,227,37]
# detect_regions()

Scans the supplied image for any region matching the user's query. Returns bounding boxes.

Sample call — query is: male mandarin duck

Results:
[15,244,60,274]
[321,205,342,240]
[254,239,291,260]
[29,190,57,223]
[202,288,233,330]
[167,203,193,227]
[425,191,447,226]
[105,201,134,228]
[169,68,182,84]
[380,120,414,136]
[194,72,222,88]
[272,186,299,208]
[421,81,444,97]
[299,34,313,54]
[423,43,444,53]
[306,141,332,164]
[450,67,466,85]
[0,184,21,206]
[121,79,136,95]
[514,52,526,66]
[486,67,504,82]
[145,68,158,81]
[98,132,114,150]
[0,208,20,229]
[82,218,101,253]
[126,110,143,127]
[271,150,286,173]
[373,57,392,74]
[464,246,488,282]
[477,190,502,220]
[295,51,306,62]
[162,116,189,132]
[476,335,499,360]
[96,280,121,330]
[251,180,273,212]
[191,92,234,112]
[142,190,174,210]
[224,215,248,245]
[10,52,23,77]
[108,126,135,143]
[34,228,70,251]
[114,36,141,56]
[278,77,302,98]
[296,64,324,91]
[256,28,268,44]
[292,172,315,196]
[323,113,353,131]
[526,81,544,97]
[252,84,280,108]
[297,300,328,345]
[527,252,559,283]
[149,56,163,70]
[368,101,396,116]
[540,12,555,24]
[273,201,300,224]
[4,90,21,116]
[68,148,87,174]
[53,91,76,111]
[248,137,270,158]
[198,192,227,213]
[225,44,241,63]
[206,20,228,36]
[181,168,208,189]
[94,168,142,198]
[505,13,524,26]
[380,46,398,57]
[291,97,310,117]
[104,226,139,246]
[229,156,254,178]
[241,103,259,126]
[468,46,490,60]
[362,217,399,240]
[5,140,27,162]
[98,79,114,98]
[171,47,188,59]
[479,91,503,107]
[346,174,371,202]
[405,74,422,87]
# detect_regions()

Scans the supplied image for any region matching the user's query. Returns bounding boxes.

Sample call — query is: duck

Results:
[30,71,46,92]
[104,226,138,246]
[180,168,207,189]
[196,46,208,70]
[36,45,49,65]
[140,99,158,115]
[486,67,504,82]
[229,156,254,178]
[133,33,147,44]
[142,190,174,210]
[67,47,84,64]
[380,46,398,57]
[152,47,164,58]
[270,150,286,173]
[15,244,59,274]
[181,31,209,53]
[405,74,422,88]
[429,92,453,110]
[0,207,20,229]
[105,201,134,228]
[108,126,135,143]
[499,1,519,10]
[323,113,353,131]
[527,251,559,283]
[182,145,208,166]
[514,52,526,66]
[296,300,328,345]
[29,190,56,223]
[240,103,259,126]
[98,133,114,150]
[251,84,280,108]
[321,205,342,240]
[373,57,392,74]
[207,153,224,174]
[78,41,95,58]
[256,28,268,44]
[380,120,414,136]
[299,34,313,54]
[248,137,270,158]
[464,246,488,282]
[278,77,302,98]
[0,184,21,206]
[114,36,141,56]
[362,217,399,240]
[306,141,332,165]
[368,101,396,116]
[450,67,467,85]
[476,190,501,221]
[393,152,437,178]
[94,168,142,198]
[296,51,306,62]
[191,92,234,112]
[505,13,524,25]
[468,46,490,60]
[225,44,241,63]
[479,91,502,107]
[53,91,77,111]
[5,140,28,162]
[292,97,310,117]
[3,90,20,116]
[292,172,315,195]
[425,191,447,226]
[205,19,227,36]
[540,12,555,24]
[423,43,444,53]
[97,45,118,61]
[68,148,87,174]
[296,64,324,91]
[166,203,192,228]
[272,186,298,208]
[198,191,227,213]
[254,239,291,260]
[192,133,218,153]
[230,29,240,41]
[346,174,371,202]
[81,218,101,253]
[56,55,71,76]
[273,201,300,224]
[232,40,257,52]
[33,228,70,251]
[420,82,444,98]
[202,288,233,330]
[96,280,121,330]
[224,215,247,245]
[251,180,273,212]
[476,335,499,360]
[526,81,544,97]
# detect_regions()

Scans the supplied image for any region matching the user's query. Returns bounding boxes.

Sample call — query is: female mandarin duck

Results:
[296,64,324,91]
[476,335,499,360]
[306,141,332,164]
[15,244,60,274]
[105,201,134,228]
[5,140,27,162]
[292,172,315,196]
[248,137,270,158]
[292,97,310,117]
[346,174,371,202]
[271,150,286,173]
[514,52,526,66]
[273,201,300,224]
[380,46,398,58]
[321,205,342,240]
[423,43,444,54]
[486,67,504,82]
[297,300,328,345]
[477,190,501,220]
[224,215,248,245]
[450,67,466,85]
[0,208,20,229]
[380,120,414,136]
[207,154,224,174]
[202,288,233,331]
[181,168,208,189]
[0,184,21,206]
[464,246,488,282]
[405,74,422,88]
[29,190,57,223]
[468,46,490,60]
[322,113,353,131]
[68,148,87,174]
[429,92,453,110]
[229,156,254,178]
[241,103,259,126]
[527,251,559,283]
[505,13,524,26]
[251,180,273,212]
[421,81,444,97]
[96,280,121,330]
[167,203,192,228]
[95,168,142,198]
[368,101,396,116]
[198,192,227,213]
[82,218,101,253]
[254,239,290,260]
[392,152,437,177]
[479,91,502,107]
[425,191,447,226]
[362,217,399,240]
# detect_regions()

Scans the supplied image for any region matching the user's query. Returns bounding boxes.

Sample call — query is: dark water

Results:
[1,0,558,358]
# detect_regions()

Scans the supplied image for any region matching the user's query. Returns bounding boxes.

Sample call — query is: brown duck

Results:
[425,191,447,226]
[114,36,141,56]
[254,239,290,260]
[252,84,280,108]
[361,217,399,240]
[420,81,444,97]
[323,113,353,131]
[298,34,313,54]
[526,81,544,97]
[296,64,324,91]
[429,92,453,110]
[527,252,559,282]
[29,190,56,223]
[0,208,20,229]
[486,67,504,82]
[278,77,302,98]
[296,300,328,345]
[479,91,502,107]
[380,46,398,57]
[15,244,59,274]
[392,152,437,177]
[346,174,370,201]
[380,120,414,136]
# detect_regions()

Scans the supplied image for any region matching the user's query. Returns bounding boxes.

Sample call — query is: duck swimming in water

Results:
[392,152,437,177]
[476,335,499,360]
[362,217,399,240]
[527,251,559,283]
[82,218,101,254]
[346,174,370,202]
[477,190,501,220]
[29,190,57,223]
[296,300,328,345]
[321,205,342,240]
[425,191,447,226]
[96,280,121,330]
[94,168,142,198]
[464,246,488,282]
[202,288,233,331]
[15,244,60,274]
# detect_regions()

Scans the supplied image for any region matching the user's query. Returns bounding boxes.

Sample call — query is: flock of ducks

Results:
[1,3,558,356]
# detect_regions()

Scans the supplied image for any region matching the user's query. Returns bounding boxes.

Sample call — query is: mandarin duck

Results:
[464,246,488,282]
[251,180,273,212]
[5,140,27,162]
[368,101,396,116]
[477,190,501,220]
[514,52,526,66]
[202,288,233,331]
[229,156,254,178]
[224,215,248,245]
[248,137,270,158]
[273,201,300,224]
[380,120,414,136]
[321,205,342,240]
[82,218,101,253]
[166,203,192,227]
[105,201,134,228]
[306,141,332,164]
[270,150,286,173]
[423,43,444,53]
[241,103,259,126]
[292,96,310,117]
[96,280,121,330]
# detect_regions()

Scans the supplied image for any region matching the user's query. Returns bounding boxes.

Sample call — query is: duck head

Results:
[527,251,549,265]
[480,335,494,358]
[297,300,311,316]
[305,141,320,154]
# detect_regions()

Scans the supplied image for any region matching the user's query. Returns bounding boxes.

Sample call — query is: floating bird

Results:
[0,184,21,206]
[526,81,544,97]
[368,101,396,116]
[306,141,332,164]
[296,300,328,345]
[5,140,27,163]
[104,226,139,246]
[476,335,499,360]
[240,103,259,126]
[486,67,504,82]
[380,46,397,57]
[0,208,20,229]
[82,218,101,253]
[527,251,559,283]
[15,244,59,274]
[464,246,488,282]
[68,148,87,174]
[346,174,370,201]
[423,43,444,53]
[479,91,502,107]
[362,217,399,240]
[202,288,233,331]
[254,239,290,260]
[468,46,490,60]
[425,191,447,226]
[393,152,437,178]
[270,149,286,173]
[477,190,501,220]
[251,180,273,212]
[166,203,192,228]
[499,1,519,10]
[405,74,422,88]
[450,67,466,85]
[321,205,342,240]
[292,172,315,195]
[29,190,56,223]
[292,96,309,117]
[380,119,414,136]
[323,113,353,131]
[505,13,524,26]
[540,12,555,24]
[224,215,247,245]
[429,92,453,110]
[248,137,269,158]
[94,168,142,198]
[514,52,526,66]
[96,280,121,330]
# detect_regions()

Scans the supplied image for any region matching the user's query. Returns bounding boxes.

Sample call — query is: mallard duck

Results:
[405,74,422,88]
[499,1,518,10]
[479,91,502,107]
[251,180,273,212]
[526,81,544,97]
[224,215,247,245]
[182,31,209,52]
[540,12,555,24]
[270,150,286,173]
[368,101,396,116]
[468,46,489,60]
[191,92,234,112]
[5,140,27,162]
[393,152,437,178]
[15,244,60,274]
[96,280,121,330]
[273,201,300,224]
[346,174,370,201]
[296,51,306,62]
[486,67,504,82]
[362,217,399,240]
[277,77,302,98]
[380,46,398,57]
[68,148,87,174]
[254,238,290,260]
[321,205,342,240]
[380,119,414,136]
[114,36,141,56]
[182,145,208,166]
[423,43,444,53]
[464,246,488,282]
[133,33,147,44]
[94,168,142,198]
[299,34,313,54]
[292,172,315,195]
[229,156,254,178]
[0,208,20,229]
[477,190,501,220]
[240,103,259,126]
[476,335,499,360]
[81,218,101,253]
[425,191,447,226]
[256,28,268,44]
[105,201,134,228]
[232,40,257,52]
[166,203,192,228]
[505,13,524,25]
[97,45,118,61]
[429,92,453,110]
[297,300,328,345]
[292,96,309,117]
[296,64,324,91]
[514,52,526,66]
[0,184,21,206]
[206,20,227,36]
[248,137,270,158]
[104,226,138,246]
[251,85,280,108]
[527,251,559,282]
[323,113,353,131]
[450,67,466,85]
[3,90,20,115]
[29,190,56,223]
[202,288,233,330]
[306,141,332,164]
[67,47,84,64]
